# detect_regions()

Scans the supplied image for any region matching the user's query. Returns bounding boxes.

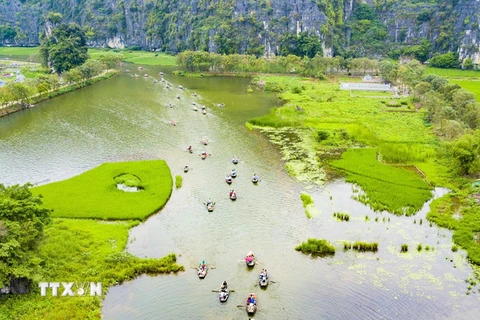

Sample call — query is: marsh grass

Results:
[0,218,183,319]
[300,192,313,206]
[331,148,433,215]
[300,192,316,218]
[175,175,183,189]
[33,160,173,220]
[295,238,335,256]
[427,193,480,264]
[333,212,350,221]
[343,241,378,252]
[401,244,409,252]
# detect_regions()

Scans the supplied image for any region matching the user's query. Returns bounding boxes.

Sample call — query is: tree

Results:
[448,132,480,175]
[463,58,474,70]
[40,23,88,74]
[0,184,52,289]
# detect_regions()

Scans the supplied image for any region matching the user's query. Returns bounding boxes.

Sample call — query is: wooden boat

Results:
[229,191,237,201]
[259,271,269,288]
[143,74,148,78]
[176,94,180,99]
[225,175,232,184]
[202,109,207,115]
[252,176,259,184]
[193,106,198,111]
[245,251,255,267]
[198,261,207,279]
[231,170,237,178]
[153,79,158,83]
[201,105,206,110]
[232,158,239,164]
[159,71,164,75]
[200,139,208,145]
[219,282,229,302]
[178,85,184,89]
[201,153,207,160]
[246,293,257,315]
[207,203,214,212]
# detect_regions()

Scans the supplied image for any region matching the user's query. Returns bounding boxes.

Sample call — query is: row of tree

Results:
[176,50,383,76]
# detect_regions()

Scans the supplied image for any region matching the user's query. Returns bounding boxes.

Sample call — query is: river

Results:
[0,65,479,319]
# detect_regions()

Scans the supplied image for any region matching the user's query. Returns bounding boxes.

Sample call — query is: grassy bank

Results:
[33,160,173,220]
[0,219,183,320]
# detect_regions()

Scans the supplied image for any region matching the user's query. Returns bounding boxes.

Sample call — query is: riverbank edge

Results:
[0,69,119,119]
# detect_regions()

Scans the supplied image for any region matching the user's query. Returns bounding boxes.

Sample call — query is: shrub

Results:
[317,130,330,141]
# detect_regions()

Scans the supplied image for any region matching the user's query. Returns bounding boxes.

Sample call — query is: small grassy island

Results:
[33,160,173,220]
[0,160,182,319]
[295,238,336,257]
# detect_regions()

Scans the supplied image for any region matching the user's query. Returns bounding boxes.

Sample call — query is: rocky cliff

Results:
[0,0,479,62]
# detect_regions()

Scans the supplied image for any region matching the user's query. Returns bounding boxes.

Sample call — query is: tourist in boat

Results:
[188,146,193,153]
[206,199,213,206]
[221,281,228,291]
[253,173,259,179]
[171,120,176,126]
[184,165,189,172]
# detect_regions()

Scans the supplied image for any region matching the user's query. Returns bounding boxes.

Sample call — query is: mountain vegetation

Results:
[0,0,478,64]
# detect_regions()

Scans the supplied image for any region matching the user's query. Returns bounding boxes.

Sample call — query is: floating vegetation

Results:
[452,245,458,252]
[417,244,423,252]
[331,148,433,215]
[343,241,378,252]
[259,127,325,185]
[401,244,409,252]
[295,238,335,256]
[333,212,350,221]
[365,215,370,221]
[300,192,318,218]
[175,175,183,189]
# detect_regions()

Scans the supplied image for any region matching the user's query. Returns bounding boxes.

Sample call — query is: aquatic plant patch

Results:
[331,148,433,215]
[33,160,173,220]
[343,241,378,252]
[259,127,326,184]
[295,238,335,256]
[0,218,183,319]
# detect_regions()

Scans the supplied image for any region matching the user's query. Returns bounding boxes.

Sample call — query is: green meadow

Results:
[450,79,480,101]
[33,160,173,220]
[331,148,433,215]
[0,47,177,66]
[425,67,480,78]
[0,219,183,320]
[0,46,39,57]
